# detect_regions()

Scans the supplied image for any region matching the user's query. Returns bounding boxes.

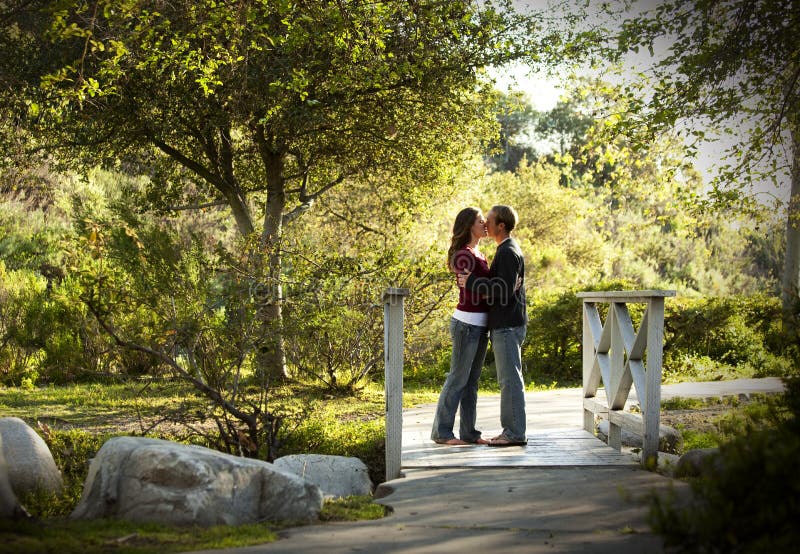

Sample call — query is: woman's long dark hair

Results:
[447,207,480,272]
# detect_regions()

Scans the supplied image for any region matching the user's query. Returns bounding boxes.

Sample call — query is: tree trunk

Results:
[781,120,800,337]
[254,149,288,382]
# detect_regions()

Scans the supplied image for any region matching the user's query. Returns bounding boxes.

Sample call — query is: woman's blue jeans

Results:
[431,318,489,442]
[491,325,527,441]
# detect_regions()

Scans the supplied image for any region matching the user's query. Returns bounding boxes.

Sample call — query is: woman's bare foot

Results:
[434,438,469,445]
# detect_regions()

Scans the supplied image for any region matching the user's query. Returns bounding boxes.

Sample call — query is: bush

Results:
[0,264,115,386]
[523,290,583,386]
[523,281,636,386]
[663,295,794,382]
[649,376,800,552]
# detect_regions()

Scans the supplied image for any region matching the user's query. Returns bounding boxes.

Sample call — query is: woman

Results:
[431,207,491,445]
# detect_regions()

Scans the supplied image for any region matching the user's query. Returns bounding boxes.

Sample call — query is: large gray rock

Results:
[597,420,683,453]
[70,436,323,526]
[0,434,29,519]
[0,417,63,496]
[274,454,373,499]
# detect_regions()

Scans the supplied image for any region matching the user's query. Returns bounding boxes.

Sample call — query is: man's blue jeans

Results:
[491,325,527,441]
[431,318,489,442]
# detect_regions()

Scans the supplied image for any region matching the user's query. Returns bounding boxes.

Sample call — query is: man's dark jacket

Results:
[465,237,527,329]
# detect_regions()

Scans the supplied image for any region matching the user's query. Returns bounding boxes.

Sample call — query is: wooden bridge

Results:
[383,289,675,480]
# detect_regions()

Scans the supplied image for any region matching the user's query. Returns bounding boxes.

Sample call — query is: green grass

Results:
[0,381,202,431]
[664,393,790,454]
[680,428,722,450]
[0,496,386,554]
[0,517,280,554]
[320,495,389,521]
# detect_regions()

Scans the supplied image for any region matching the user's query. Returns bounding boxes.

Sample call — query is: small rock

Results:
[274,454,373,499]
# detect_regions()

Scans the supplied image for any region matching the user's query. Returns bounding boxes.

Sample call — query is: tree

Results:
[0,0,545,379]
[485,90,540,171]
[594,0,799,334]
[535,96,593,159]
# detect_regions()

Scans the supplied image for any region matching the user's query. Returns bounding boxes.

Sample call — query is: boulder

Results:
[0,435,29,519]
[274,454,373,499]
[70,436,323,526]
[675,448,721,478]
[0,417,63,496]
[597,419,683,453]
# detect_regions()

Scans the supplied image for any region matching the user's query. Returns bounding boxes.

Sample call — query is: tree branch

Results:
[166,199,228,212]
[148,135,224,190]
[84,299,257,428]
[324,207,388,238]
[282,173,348,224]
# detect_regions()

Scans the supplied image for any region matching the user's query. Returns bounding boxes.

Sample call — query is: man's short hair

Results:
[491,205,518,232]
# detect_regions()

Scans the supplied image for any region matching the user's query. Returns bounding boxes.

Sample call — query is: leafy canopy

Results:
[608,0,798,195]
[1,0,547,236]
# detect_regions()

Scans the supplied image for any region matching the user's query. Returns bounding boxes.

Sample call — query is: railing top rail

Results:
[577,290,676,302]
[383,287,410,302]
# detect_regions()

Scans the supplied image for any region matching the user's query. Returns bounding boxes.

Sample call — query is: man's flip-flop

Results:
[486,436,527,447]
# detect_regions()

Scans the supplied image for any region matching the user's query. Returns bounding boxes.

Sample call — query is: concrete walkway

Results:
[191,377,785,554]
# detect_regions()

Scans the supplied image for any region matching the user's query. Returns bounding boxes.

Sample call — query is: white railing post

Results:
[383,287,409,482]
[582,302,596,434]
[643,296,666,464]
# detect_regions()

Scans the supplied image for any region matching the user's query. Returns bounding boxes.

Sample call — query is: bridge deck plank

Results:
[402,428,636,468]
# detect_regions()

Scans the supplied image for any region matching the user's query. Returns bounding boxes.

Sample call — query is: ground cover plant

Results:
[660,393,789,453]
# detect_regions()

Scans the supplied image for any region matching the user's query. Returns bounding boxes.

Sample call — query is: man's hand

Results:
[457,272,470,287]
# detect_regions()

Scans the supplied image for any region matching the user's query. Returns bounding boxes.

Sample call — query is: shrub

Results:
[663,295,793,382]
[19,426,108,517]
[279,416,386,486]
[523,281,636,386]
[648,377,800,552]
[523,290,583,386]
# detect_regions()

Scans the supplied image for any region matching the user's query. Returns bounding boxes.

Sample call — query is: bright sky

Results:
[487,64,563,111]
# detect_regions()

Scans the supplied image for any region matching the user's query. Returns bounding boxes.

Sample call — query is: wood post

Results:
[383,287,409,482]
[643,296,666,466]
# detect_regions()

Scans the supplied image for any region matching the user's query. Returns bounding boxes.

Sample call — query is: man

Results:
[458,205,527,446]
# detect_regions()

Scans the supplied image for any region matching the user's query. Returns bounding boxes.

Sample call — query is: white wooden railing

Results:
[577,290,676,466]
